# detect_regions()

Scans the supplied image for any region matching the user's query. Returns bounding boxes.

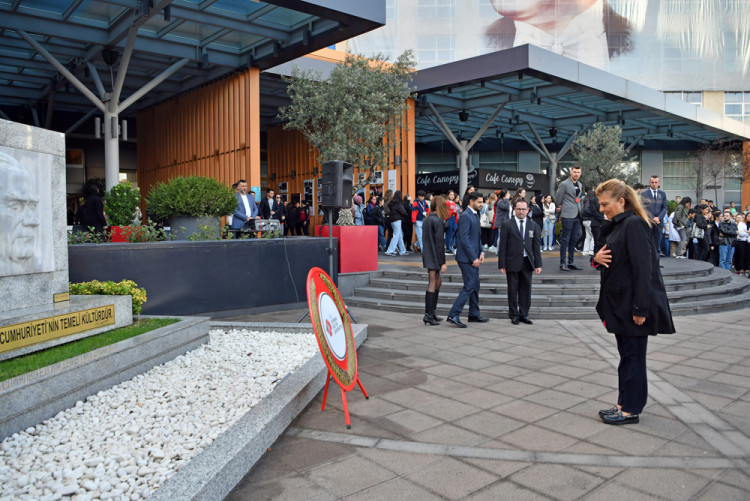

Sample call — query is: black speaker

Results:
[321,160,353,208]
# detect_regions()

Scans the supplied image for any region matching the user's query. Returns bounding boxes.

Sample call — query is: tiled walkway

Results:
[222,277,750,499]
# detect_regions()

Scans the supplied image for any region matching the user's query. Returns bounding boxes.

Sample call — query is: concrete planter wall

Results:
[0,316,210,441]
[69,238,337,315]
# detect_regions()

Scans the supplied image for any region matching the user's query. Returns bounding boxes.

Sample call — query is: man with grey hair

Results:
[0,152,41,275]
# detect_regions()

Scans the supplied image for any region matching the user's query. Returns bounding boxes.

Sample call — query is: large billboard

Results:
[348,0,750,91]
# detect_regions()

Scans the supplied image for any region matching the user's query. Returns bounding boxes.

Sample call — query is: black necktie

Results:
[519,219,524,238]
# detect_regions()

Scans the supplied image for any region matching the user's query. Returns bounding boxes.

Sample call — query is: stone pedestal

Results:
[0,120,133,360]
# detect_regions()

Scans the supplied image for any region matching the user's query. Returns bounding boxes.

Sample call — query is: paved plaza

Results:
[223,257,750,500]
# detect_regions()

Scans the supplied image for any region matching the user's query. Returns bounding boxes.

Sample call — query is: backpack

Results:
[299,208,308,222]
[363,204,373,225]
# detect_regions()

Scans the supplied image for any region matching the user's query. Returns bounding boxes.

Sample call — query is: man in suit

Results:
[447,192,488,328]
[261,189,281,221]
[499,199,543,325]
[231,179,260,232]
[555,165,584,271]
[643,175,668,257]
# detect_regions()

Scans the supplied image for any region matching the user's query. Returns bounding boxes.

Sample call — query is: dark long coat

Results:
[421,213,446,271]
[595,210,675,337]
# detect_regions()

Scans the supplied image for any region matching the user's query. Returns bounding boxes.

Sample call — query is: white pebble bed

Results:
[0,329,317,501]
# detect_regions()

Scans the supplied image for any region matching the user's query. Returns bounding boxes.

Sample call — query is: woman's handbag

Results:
[480,210,491,228]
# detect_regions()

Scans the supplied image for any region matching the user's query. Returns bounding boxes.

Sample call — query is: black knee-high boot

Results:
[423,292,439,325]
[431,290,443,321]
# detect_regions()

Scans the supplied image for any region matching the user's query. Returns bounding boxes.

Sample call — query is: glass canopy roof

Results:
[0,0,384,119]
[411,45,750,146]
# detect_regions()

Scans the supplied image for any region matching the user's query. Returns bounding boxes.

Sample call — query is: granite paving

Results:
[222,256,750,501]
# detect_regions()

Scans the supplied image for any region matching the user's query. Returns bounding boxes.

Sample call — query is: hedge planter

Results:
[69,238,337,315]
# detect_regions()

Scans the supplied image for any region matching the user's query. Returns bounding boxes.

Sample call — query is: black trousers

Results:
[735,241,748,271]
[615,334,649,414]
[506,259,533,320]
[651,222,663,258]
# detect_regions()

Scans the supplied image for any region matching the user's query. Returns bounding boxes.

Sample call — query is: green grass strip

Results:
[0,317,179,383]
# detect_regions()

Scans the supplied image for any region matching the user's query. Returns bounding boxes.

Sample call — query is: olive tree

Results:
[571,123,637,189]
[278,51,416,192]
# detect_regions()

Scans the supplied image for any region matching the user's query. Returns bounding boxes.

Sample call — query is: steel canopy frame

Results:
[412,45,750,196]
[0,0,385,189]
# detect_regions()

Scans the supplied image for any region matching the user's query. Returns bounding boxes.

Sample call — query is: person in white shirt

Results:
[230,180,260,232]
[542,195,556,251]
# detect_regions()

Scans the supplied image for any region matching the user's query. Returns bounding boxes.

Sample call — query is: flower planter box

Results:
[318,225,378,273]
[109,225,130,242]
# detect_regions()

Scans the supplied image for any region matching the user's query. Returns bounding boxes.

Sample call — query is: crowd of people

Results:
[412,167,684,427]
[229,183,311,236]
[367,174,750,277]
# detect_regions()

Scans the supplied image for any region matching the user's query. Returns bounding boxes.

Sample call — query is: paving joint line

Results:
[287,427,745,469]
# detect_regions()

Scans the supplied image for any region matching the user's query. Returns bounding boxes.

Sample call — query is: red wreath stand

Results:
[306,267,368,428]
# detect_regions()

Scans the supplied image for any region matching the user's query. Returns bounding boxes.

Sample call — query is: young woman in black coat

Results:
[421,195,450,325]
[592,179,675,425]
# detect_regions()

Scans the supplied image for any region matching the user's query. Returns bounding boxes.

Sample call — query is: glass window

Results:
[417,36,455,67]
[417,0,455,19]
[478,151,517,171]
[417,151,457,173]
[662,151,698,192]
[725,91,750,123]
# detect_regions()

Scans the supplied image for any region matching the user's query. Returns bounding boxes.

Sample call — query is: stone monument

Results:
[0,120,132,361]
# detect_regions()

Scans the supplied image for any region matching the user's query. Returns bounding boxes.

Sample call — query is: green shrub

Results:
[146,176,236,219]
[105,182,141,226]
[69,279,147,315]
[188,223,221,241]
[667,200,677,215]
[123,219,170,243]
[68,228,110,245]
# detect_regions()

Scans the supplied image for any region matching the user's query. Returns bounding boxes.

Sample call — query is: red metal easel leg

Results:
[356,376,369,400]
[321,372,332,411]
[340,387,351,429]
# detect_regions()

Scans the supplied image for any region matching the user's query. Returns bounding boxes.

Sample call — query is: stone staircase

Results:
[344,259,750,319]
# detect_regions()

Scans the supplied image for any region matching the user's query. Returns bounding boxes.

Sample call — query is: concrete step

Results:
[354,275,750,307]
[345,286,750,319]
[368,269,733,294]
[378,263,715,285]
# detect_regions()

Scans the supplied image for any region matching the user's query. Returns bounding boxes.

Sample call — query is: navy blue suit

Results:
[232,192,258,229]
[643,188,667,257]
[449,208,484,319]
[260,197,281,220]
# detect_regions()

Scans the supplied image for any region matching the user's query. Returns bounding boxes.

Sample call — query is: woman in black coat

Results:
[530,195,545,246]
[78,183,108,233]
[592,179,674,425]
[421,195,450,325]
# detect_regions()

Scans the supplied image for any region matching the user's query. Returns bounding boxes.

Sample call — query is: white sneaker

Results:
[488,246,498,253]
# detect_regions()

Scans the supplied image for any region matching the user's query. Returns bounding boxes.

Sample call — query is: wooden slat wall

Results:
[267,102,416,230]
[137,67,261,200]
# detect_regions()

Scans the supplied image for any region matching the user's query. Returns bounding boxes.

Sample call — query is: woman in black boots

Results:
[422,195,450,325]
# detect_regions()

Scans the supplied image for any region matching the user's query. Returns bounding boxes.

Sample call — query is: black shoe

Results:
[511,317,520,325]
[468,315,489,323]
[560,264,570,271]
[423,313,440,326]
[601,410,639,425]
[447,316,467,328]
[568,263,582,270]
[431,311,443,322]
[520,317,533,325]
[598,405,619,418]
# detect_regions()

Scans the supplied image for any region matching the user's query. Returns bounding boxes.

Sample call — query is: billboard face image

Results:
[349,0,750,91]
